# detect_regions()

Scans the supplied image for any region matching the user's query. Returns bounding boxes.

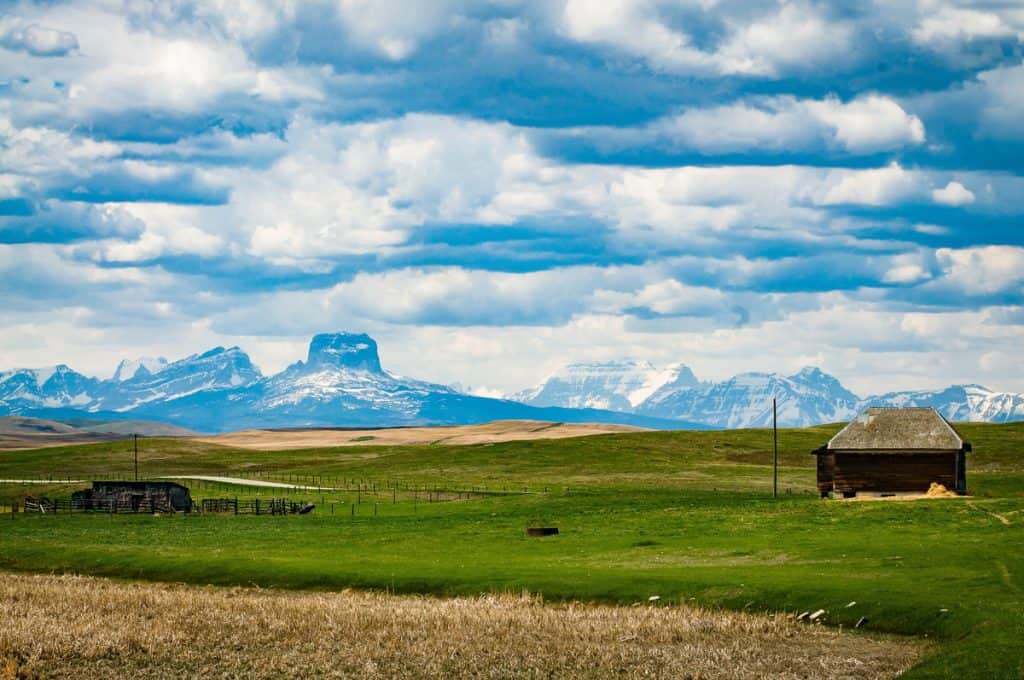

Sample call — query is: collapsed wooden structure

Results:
[70,480,193,513]
[812,407,970,498]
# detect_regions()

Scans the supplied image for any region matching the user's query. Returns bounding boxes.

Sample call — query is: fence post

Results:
[234,498,238,515]
[351,503,354,518]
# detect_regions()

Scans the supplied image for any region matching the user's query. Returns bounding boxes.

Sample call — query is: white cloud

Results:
[932,181,975,206]
[716,4,854,77]
[234,115,536,258]
[323,266,614,326]
[334,0,463,61]
[558,1,856,77]
[0,4,323,126]
[912,8,1016,45]
[560,0,713,74]
[820,162,926,206]
[613,279,727,316]
[932,246,1024,296]
[631,94,924,154]
[882,252,932,285]
[805,95,925,153]
[0,117,120,176]
[976,65,1024,141]
[0,16,78,56]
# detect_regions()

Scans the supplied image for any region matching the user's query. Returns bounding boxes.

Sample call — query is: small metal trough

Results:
[526,527,559,537]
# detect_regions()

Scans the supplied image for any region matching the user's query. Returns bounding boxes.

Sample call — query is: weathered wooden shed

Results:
[812,407,970,498]
[72,481,193,512]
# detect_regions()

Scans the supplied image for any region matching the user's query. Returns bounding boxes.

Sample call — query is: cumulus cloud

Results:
[559,0,714,74]
[557,0,856,77]
[714,3,854,77]
[912,8,1017,45]
[0,118,120,176]
[0,16,78,56]
[932,181,975,206]
[91,213,225,262]
[325,266,613,326]
[0,201,144,244]
[333,0,462,61]
[931,246,1024,296]
[232,115,539,258]
[576,94,925,155]
[975,65,1024,141]
[820,163,926,206]
[806,96,926,153]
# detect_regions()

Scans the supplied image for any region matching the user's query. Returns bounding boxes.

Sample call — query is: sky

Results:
[1,0,1022,397]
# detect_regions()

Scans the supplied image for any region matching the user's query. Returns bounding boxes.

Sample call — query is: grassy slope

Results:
[0,421,1022,679]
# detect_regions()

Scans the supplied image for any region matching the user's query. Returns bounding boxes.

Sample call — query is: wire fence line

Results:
[0,473,549,496]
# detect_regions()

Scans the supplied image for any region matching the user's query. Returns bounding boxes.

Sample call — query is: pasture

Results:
[0,422,1022,678]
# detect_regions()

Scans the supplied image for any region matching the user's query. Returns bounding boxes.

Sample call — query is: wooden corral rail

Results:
[23,495,177,514]
[200,498,312,515]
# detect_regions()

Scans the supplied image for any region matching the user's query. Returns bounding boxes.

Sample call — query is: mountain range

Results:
[2,333,1021,433]
[512,362,1024,427]
[0,333,696,433]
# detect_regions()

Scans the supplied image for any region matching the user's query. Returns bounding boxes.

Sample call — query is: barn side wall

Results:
[816,453,835,497]
[831,452,958,493]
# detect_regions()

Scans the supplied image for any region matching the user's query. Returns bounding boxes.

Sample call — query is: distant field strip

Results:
[0,479,85,484]
[199,420,646,450]
[160,475,337,490]
[0,572,922,680]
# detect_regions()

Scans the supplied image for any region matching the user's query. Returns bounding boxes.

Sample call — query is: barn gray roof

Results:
[828,407,963,451]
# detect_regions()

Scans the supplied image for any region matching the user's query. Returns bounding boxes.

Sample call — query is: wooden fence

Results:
[22,495,177,514]
[19,496,314,516]
[200,498,312,515]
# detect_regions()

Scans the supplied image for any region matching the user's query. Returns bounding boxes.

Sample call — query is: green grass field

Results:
[1,422,1022,678]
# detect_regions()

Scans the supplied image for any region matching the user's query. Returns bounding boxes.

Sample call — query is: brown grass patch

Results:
[0,572,922,679]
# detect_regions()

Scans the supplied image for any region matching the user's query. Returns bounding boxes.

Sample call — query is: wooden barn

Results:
[72,480,193,512]
[812,407,970,498]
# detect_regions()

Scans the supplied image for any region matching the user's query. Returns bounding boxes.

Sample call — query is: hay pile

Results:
[926,483,958,498]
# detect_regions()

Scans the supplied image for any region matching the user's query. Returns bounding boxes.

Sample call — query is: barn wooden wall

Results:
[817,453,835,497]
[829,452,958,494]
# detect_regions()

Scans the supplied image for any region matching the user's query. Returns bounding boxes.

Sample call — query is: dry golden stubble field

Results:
[0,572,921,680]
[197,420,647,450]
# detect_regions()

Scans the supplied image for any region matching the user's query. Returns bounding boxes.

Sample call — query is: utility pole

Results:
[133,434,139,481]
[772,398,778,498]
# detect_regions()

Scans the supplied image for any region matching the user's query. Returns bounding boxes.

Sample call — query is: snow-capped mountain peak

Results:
[511,360,699,412]
[112,356,169,382]
[89,345,263,412]
[638,366,862,428]
[863,384,1024,423]
[0,365,99,410]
